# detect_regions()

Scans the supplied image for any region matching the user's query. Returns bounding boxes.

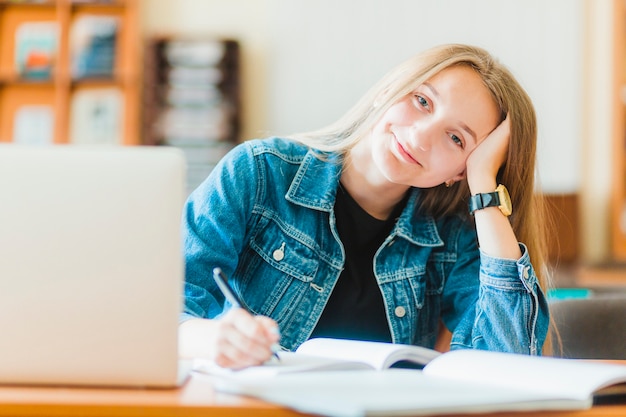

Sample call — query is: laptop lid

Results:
[0,144,186,388]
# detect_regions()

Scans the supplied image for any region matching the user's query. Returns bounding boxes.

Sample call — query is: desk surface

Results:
[1,370,625,417]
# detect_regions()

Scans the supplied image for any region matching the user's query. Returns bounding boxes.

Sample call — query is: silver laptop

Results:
[0,144,188,388]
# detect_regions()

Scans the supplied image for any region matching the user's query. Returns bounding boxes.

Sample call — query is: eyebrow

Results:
[423,82,477,144]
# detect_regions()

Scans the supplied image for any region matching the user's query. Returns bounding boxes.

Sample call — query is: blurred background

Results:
[0,0,624,290]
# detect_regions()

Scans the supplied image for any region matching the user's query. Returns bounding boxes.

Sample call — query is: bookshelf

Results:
[0,0,140,145]
[143,36,241,193]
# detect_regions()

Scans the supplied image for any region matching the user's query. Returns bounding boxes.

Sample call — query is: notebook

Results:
[0,144,188,388]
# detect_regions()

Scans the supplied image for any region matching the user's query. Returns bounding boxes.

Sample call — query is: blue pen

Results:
[212,267,281,361]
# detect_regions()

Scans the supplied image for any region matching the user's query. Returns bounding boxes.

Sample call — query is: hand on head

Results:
[465,115,511,192]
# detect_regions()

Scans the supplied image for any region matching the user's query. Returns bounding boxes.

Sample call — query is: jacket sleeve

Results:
[443,223,550,355]
[181,142,257,322]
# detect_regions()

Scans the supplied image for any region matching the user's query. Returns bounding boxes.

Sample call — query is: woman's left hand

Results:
[465,116,510,193]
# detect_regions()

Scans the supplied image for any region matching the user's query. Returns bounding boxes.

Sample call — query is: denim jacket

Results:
[182,137,549,354]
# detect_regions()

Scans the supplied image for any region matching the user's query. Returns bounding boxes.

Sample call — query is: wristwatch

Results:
[468,184,512,216]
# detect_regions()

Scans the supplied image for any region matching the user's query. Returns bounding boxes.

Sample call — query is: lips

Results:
[393,134,421,166]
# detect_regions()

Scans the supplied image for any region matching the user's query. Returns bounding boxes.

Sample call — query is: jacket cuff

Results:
[479,243,537,291]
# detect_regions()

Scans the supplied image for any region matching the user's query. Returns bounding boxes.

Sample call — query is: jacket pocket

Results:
[240,216,320,320]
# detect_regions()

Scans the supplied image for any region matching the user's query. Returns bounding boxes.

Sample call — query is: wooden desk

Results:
[0,371,624,417]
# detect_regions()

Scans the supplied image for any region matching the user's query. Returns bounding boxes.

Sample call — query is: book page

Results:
[193,351,372,379]
[193,338,440,379]
[296,338,441,370]
[424,349,626,401]
[212,369,590,417]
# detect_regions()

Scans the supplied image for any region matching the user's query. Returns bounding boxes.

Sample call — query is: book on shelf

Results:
[14,21,58,79]
[167,66,223,87]
[69,88,123,145]
[13,105,54,145]
[164,84,223,108]
[157,105,231,144]
[164,40,226,67]
[70,15,119,79]
[195,337,626,417]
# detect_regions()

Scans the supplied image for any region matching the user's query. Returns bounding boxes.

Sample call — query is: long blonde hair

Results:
[290,44,553,353]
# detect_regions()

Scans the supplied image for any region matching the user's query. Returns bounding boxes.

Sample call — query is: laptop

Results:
[0,144,188,388]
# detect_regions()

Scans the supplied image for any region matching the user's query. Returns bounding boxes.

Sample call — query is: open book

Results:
[193,338,440,377]
[196,338,626,417]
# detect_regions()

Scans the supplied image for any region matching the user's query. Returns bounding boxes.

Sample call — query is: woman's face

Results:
[369,65,500,188]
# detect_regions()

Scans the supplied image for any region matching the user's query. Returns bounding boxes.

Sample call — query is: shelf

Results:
[0,1,56,9]
[0,0,140,145]
[142,36,241,193]
[0,73,55,84]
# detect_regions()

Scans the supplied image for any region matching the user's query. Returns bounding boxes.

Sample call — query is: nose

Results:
[410,122,436,152]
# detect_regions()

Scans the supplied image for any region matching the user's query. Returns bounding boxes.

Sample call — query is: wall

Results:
[142,0,610,262]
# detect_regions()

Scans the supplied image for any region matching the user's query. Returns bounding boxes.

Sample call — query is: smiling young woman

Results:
[179,44,552,369]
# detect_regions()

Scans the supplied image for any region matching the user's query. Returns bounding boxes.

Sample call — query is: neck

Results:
[341,145,409,221]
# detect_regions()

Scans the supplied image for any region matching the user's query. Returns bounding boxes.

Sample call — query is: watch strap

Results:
[468,191,501,215]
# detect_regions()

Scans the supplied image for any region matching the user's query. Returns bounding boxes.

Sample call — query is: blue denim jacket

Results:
[182,137,549,354]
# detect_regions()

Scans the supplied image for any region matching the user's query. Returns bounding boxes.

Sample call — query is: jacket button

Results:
[272,242,286,261]
[394,306,406,317]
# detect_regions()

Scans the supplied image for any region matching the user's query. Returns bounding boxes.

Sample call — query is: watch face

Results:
[496,184,512,216]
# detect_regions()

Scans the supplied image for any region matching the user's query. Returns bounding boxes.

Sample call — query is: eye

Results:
[450,133,464,149]
[414,94,429,110]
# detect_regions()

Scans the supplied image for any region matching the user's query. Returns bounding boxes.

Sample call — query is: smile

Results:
[393,135,421,166]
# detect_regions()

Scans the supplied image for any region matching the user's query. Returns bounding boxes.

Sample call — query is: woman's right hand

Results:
[179,309,280,369]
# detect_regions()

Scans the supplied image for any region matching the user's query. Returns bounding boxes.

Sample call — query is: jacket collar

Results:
[286,149,342,212]
[286,149,444,247]
[395,188,444,247]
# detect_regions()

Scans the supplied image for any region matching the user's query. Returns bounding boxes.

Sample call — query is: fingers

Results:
[254,315,281,344]
[466,116,511,191]
[212,309,280,369]
[490,115,511,162]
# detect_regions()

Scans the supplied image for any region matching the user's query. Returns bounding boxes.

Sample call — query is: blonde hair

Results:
[290,43,554,354]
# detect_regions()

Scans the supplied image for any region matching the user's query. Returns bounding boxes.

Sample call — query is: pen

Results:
[212,267,281,361]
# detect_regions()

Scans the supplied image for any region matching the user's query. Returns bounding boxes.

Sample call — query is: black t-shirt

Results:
[310,183,407,343]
